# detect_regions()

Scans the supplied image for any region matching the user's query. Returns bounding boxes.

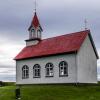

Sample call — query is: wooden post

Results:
[15,86,21,100]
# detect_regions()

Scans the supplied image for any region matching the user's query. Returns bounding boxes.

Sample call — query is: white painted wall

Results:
[77,35,97,83]
[16,54,77,84]
[26,40,39,46]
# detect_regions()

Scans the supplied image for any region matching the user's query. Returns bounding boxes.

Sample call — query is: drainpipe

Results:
[75,51,78,85]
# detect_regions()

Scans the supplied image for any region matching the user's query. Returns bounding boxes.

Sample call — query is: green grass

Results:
[0,86,15,100]
[3,82,15,86]
[0,84,100,100]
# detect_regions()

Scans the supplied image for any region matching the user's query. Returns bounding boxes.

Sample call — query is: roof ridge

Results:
[42,30,90,41]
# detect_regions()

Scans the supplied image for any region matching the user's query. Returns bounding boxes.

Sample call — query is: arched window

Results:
[31,29,35,34]
[22,65,29,79]
[37,30,41,38]
[59,61,68,77]
[45,63,54,77]
[29,29,35,39]
[33,64,41,78]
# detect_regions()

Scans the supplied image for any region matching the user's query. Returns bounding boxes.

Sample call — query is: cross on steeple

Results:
[34,0,37,12]
[84,19,88,30]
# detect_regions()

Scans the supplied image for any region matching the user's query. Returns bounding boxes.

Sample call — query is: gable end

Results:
[88,32,99,59]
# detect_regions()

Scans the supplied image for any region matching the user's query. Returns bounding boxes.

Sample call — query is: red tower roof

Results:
[28,12,42,30]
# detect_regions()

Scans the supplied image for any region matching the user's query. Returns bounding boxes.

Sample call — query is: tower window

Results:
[22,65,29,79]
[45,63,54,77]
[29,29,35,39]
[31,29,35,33]
[33,64,41,78]
[59,61,68,77]
[37,30,41,38]
[31,29,35,38]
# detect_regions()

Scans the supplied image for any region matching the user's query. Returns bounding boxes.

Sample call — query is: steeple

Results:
[28,12,43,40]
[26,12,43,46]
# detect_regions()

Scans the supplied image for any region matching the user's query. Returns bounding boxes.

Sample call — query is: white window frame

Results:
[22,65,29,79]
[45,63,54,77]
[37,30,41,38]
[59,61,68,77]
[33,64,41,78]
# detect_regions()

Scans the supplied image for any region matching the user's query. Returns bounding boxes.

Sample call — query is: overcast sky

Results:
[0,0,100,82]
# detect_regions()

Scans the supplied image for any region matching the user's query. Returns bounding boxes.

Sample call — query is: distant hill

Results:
[0,81,15,86]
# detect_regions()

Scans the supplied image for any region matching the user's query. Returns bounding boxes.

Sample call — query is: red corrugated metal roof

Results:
[15,30,90,60]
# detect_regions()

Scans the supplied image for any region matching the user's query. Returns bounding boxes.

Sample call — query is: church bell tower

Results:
[26,12,43,46]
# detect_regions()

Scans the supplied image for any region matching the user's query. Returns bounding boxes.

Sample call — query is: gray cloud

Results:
[0,65,14,68]
[0,0,100,45]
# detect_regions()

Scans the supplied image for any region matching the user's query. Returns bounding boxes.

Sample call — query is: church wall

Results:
[16,53,77,84]
[77,35,97,83]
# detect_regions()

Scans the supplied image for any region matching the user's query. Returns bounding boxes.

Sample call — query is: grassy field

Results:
[0,84,100,100]
[0,86,15,100]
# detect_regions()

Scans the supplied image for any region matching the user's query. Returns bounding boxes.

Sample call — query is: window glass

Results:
[37,30,41,38]
[59,61,68,76]
[33,64,41,78]
[22,65,29,79]
[45,63,54,77]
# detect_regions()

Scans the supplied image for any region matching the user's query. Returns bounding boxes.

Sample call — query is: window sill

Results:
[45,75,54,77]
[33,76,41,78]
[59,75,68,77]
[22,77,29,79]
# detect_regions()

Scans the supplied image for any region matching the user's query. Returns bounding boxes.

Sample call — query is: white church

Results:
[14,12,99,85]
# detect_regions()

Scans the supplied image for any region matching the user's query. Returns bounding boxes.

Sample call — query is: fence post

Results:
[15,86,21,99]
